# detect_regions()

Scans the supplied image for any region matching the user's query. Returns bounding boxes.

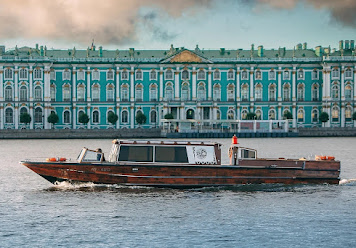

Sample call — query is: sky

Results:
[1,0,356,51]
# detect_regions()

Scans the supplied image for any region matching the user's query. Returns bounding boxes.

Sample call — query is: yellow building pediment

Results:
[169,50,203,63]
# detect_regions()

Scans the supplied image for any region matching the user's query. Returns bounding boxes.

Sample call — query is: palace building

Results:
[0,40,355,130]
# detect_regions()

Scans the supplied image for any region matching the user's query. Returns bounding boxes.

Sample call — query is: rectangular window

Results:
[92,70,100,80]
[121,71,128,80]
[269,70,276,80]
[107,70,114,80]
[118,145,153,162]
[150,71,157,80]
[312,70,318,80]
[155,146,188,163]
[63,70,71,80]
[77,70,85,80]
[50,70,56,80]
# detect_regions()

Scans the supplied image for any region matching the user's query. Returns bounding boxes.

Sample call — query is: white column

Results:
[213,106,217,120]
[249,67,254,101]
[130,67,134,102]
[130,106,134,128]
[72,106,76,129]
[354,66,356,101]
[29,67,33,101]
[322,69,326,100]
[44,67,51,129]
[14,106,19,129]
[192,67,197,100]
[326,70,331,99]
[208,67,212,100]
[116,106,120,129]
[86,68,91,101]
[341,66,345,100]
[159,68,163,101]
[236,68,240,101]
[0,68,3,102]
[292,105,297,128]
[116,67,120,101]
[341,104,345,127]
[0,106,3,129]
[30,106,34,129]
[72,67,76,102]
[180,105,185,120]
[277,68,282,101]
[175,67,180,100]
[292,68,296,101]
[278,105,282,120]
[14,66,18,101]
[87,105,91,129]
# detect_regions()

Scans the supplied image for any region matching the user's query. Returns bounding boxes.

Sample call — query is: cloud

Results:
[257,0,356,27]
[0,0,211,46]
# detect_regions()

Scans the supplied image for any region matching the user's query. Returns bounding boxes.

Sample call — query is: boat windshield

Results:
[82,150,103,162]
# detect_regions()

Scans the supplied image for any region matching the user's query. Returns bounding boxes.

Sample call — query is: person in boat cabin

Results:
[96,148,105,161]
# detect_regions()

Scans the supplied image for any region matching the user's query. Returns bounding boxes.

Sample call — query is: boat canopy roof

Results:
[112,139,221,146]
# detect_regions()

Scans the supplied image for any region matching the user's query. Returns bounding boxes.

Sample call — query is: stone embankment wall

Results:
[0,128,161,139]
[298,127,356,137]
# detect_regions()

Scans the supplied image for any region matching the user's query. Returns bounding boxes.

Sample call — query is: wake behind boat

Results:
[21,136,341,188]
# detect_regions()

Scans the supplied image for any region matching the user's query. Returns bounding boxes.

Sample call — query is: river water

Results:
[1,137,356,247]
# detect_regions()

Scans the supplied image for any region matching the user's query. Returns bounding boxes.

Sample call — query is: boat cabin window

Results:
[240,149,256,159]
[118,145,153,162]
[155,146,188,163]
[82,150,103,162]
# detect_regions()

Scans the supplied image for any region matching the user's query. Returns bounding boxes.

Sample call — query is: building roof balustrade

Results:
[323,56,356,61]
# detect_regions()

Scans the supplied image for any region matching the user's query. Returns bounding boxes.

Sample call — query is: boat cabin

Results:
[108,140,222,165]
[77,147,105,163]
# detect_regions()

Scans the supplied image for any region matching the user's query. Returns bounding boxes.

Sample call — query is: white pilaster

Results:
[29,67,33,101]
[249,67,254,101]
[292,68,296,101]
[130,106,134,128]
[130,67,134,102]
[116,67,120,101]
[341,104,345,127]
[86,67,91,101]
[341,66,345,100]
[14,66,18,101]
[159,67,163,101]
[0,68,3,102]
[278,67,282,101]
[0,106,3,129]
[175,67,180,100]
[208,67,212,100]
[236,67,240,101]
[72,106,76,129]
[192,67,197,100]
[72,67,76,102]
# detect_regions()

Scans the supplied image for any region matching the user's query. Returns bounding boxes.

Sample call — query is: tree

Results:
[107,112,118,125]
[283,111,293,120]
[20,113,32,125]
[78,112,89,125]
[47,112,59,129]
[164,113,174,119]
[319,112,329,127]
[136,111,147,126]
[246,112,256,120]
[353,111,356,121]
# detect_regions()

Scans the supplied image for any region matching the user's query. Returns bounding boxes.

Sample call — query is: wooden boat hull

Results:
[21,159,341,187]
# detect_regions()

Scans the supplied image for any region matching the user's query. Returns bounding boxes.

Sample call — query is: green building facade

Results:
[0,41,355,129]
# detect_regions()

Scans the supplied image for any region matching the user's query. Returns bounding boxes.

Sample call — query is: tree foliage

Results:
[353,111,356,121]
[136,111,147,125]
[283,111,293,120]
[78,112,89,124]
[319,112,329,123]
[20,113,31,125]
[246,112,256,120]
[47,112,59,128]
[164,113,174,119]
[107,111,118,125]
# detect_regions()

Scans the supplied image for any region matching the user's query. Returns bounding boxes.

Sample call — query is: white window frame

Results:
[197,69,206,80]
[268,70,276,80]
[213,70,221,80]
[121,70,129,80]
[33,68,43,80]
[106,70,114,81]
[50,70,56,80]
[135,70,143,81]
[92,70,100,81]
[255,70,262,80]
[77,70,85,81]
[345,68,353,79]
[4,68,13,80]
[150,70,157,81]
[312,69,319,80]
[63,70,71,81]
[332,68,340,79]
[283,70,290,80]
[241,70,248,80]
[297,70,304,80]
[19,68,28,80]
[165,69,174,80]
[181,70,190,80]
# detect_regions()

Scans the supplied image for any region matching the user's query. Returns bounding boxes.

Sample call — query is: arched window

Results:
[182,70,189,80]
[19,68,28,80]
[297,69,304,80]
[332,105,339,122]
[135,69,143,80]
[227,110,235,120]
[78,110,85,123]
[186,109,195,119]
[165,69,173,80]
[34,86,42,101]
[345,105,352,122]
[63,69,71,80]
[241,70,248,80]
[345,84,352,100]
[5,85,13,101]
[227,84,235,101]
[5,108,13,123]
[92,110,99,124]
[107,69,114,80]
[297,84,305,101]
[241,109,248,120]
[213,69,220,80]
[121,70,129,80]
[297,109,304,123]
[77,69,85,81]
[135,84,143,101]
[255,109,262,120]
[332,68,340,79]
[92,84,100,101]
[216,109,221,120]
[4,68,13,80]
[149,84,157,101]
[197,69,205,80]
[77,84,85,101]
[331,84,339,99]
[345,68,353,78]
[50,69,56,80]
[63,84,70,101]
[50,84,56,101]
[63,110,71,124]
[33,68,42,80]
[165,82,174,101]
[255,84,262,101]
[34,107,43,123]
[282,84,290,101]
[150,70,157,80]
[197,82,206,101]
[150,110,157,123]
[312,69,319,80]
[268,109,276,120]
[181,82,190,101]
[121,110,129,123]
[121,84,129,101]
[213,84,221,101]
[20,107,28,115]
[106,84,114,101]
[255,70,262,80]
[312,84,319,101]
[241,84,249,101]
[283,69,290,80]
[269,84,276,101]
[228,70,235,80]
[312,109,319,123]
[20,85,28,101]
[269,69,276,80]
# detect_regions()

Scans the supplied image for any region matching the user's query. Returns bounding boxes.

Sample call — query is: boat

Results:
[21,136,341,187]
